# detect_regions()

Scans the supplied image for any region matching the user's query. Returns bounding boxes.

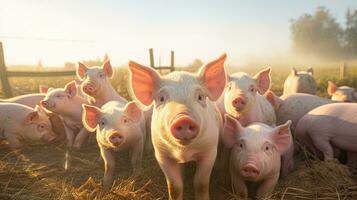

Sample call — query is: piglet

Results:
[295,103,357,163]
[41,81,89,149]
[0,103,56,149]
[327,81,357,102]
[76,60,127,107]
[265,91,334,131]
[283,67,317,96]
[0,93,45,108]
[128,54,227,200]
[82,101,146,187]
[223,115,292,199]
[216,68,276,126]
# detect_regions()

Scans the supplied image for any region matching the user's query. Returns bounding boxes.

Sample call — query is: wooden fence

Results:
[0,42,175,98]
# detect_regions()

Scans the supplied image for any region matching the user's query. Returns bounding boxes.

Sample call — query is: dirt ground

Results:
[0,139,357,200]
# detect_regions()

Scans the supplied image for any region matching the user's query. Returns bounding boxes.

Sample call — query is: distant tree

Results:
[188,58,203,71]
[37,59,43,68]
[103,53,110,61]
[290,7,343,59]
[345,9,357,57]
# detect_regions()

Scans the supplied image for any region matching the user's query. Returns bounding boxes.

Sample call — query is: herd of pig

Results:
[0,54,356,200]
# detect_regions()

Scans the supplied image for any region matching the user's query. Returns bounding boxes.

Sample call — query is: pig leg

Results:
[73,128,89,150]
[100,147,116,188]
[311,136,334,161]
[256,174,279,199]
[6,134,22,150]
[280,145,294,178]
[64,125,75,148]
[231,174,248,198]
[130,139,144,175]
[194,152,216,200]
[157,156,184,200]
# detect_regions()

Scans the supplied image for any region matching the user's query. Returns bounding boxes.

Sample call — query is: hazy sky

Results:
[1,0,357,66]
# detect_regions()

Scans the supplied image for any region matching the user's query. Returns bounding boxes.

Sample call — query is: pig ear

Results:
[223,114,243,148]
[82,104,100,132]
[102,60,113,78]
[264,90,282,110]
[253,67,271,94]
[39,85,49,94]
[327,81,337,96]
[198,53,227,101]
[64,81,77,98]
[124,101,142,122]
[290,68,298,76]
[271,120,292,153]
[77,62,88,80]
[128,60,161,106]
[24,111,39,124]
[307,67,314,76]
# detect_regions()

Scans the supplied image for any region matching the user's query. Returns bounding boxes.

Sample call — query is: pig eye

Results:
[250,86,255,93]
[38,124,45,130]
[159,96,165,102]
[198,94,205,101]
[99,73,105,78]
[265,146,269,151]
[227,83,232,90]
[121,117,132,124]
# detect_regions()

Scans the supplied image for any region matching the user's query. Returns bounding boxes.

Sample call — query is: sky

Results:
[0,0,357,67]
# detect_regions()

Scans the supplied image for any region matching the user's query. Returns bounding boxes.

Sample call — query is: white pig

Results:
[283,67,317,96]
[128,54,227,200]
[216,68,276,127]
[76,60,127,107]
[40,81,89,150]
[82,101,146,187]
[327,81,357,102]
[223,114,292,199]
[0,103,56,149]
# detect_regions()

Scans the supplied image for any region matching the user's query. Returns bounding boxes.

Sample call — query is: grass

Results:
[0,63,357,199]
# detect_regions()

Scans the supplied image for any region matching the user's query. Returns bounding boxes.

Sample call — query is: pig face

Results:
[284,68,317,95]
[76,60,113,97]
[223,115,291,181]
[40,81,78,113]
[82,101,142,149]
[224,68,271,118]
[129,54,227,146]
[327,81,356,102]
[24,105,57,143]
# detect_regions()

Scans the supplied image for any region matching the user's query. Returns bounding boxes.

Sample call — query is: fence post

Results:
[170,51,175,72]
[340,62,346,80]
[0,42,12,98]
[149,48,155,68]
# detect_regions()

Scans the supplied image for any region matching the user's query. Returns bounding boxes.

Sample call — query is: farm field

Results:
[0,63,357,199]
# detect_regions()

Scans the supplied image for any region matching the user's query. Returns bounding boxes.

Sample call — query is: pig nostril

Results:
[189,126,195,131]
[177,126,182,131]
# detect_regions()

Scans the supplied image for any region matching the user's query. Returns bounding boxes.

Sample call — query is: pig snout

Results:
[83,83,95,94]
[170,115,199,141]
[42,134,57,143]
[40,100,49,108]
[241,163,260,178]
[232,96,246,110]
[109,133,124,146]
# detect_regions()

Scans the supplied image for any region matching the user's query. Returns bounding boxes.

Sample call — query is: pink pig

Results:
[0,93,45,108]
[283,67,317,96]
[0,103,57,149]
[327,81,357,102]
[128,54,227,200]
[295,103,357,163]
[76,60,127,107]
[40,81,90,150]
[265,91,334,131]
[216,68,276,127]
[223,115,292,199]
[82,101,147,187]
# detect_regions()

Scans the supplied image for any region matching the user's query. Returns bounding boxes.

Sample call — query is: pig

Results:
[222,114,292,199]
[216,68,276,127]
[0,103,57,149]
[295,103,357,163]
[283,67,317,96]
[76,60,127,107]
[128,54,227,200]
[0,93,45,108]
[327,81,357,102]
[265,91,334,131]
[82,101,146,187]
[0,92,66,140]
[40,81,90,150]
